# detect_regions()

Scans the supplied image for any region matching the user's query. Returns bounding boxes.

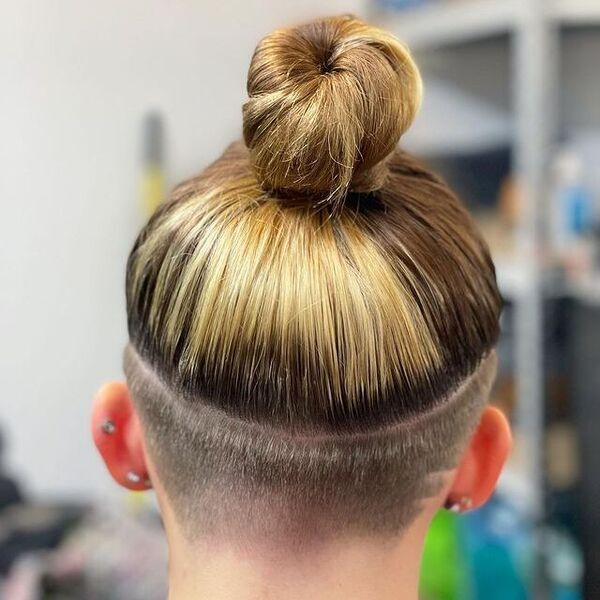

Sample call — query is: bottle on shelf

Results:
[549,148,594,277]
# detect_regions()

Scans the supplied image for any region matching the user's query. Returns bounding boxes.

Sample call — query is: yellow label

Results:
[141,166,165,217]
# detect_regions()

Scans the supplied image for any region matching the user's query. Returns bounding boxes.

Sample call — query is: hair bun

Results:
[242,15,422,208]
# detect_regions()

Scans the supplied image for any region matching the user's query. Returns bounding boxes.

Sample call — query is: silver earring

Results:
[101,419,116,434]
[446,496,472,513]
[126,471,141,483]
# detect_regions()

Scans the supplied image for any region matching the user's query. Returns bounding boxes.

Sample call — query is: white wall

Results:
[0,0,366,500]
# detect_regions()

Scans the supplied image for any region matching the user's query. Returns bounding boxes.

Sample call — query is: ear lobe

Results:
[446,406,512,511]
[91,381,152,491]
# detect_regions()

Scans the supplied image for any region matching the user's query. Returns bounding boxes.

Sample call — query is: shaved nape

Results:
[125,344,497,543]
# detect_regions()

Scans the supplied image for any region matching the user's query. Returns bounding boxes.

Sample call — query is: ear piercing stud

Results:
[126,471,152,488]
[100,423,150,488]
[445,496,473,513]
[126,471,141,483]
[101,419,116,434]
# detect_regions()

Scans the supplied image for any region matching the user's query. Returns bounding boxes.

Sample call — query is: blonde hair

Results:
[125,15,502,542]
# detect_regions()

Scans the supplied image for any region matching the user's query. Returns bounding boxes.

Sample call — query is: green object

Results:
[420,510,471,600]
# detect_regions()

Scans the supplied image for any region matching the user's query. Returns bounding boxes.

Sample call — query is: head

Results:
[93,14,510,560]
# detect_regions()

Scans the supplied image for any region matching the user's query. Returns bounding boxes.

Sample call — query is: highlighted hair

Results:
[125,15,502,541]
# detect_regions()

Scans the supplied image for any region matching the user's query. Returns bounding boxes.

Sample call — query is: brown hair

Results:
[124,15,502,542]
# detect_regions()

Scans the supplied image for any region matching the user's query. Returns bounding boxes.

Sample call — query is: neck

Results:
[165,522,428,600]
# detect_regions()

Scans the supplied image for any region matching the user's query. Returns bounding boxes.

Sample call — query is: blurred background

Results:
[1,0,599,598]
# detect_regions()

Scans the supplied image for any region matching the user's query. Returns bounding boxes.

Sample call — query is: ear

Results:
[445,406,512,512]
[91,381,152,491]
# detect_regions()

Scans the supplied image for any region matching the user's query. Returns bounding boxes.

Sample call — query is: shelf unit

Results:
[552,0,600,24]
[370,1,600,592]
[372,0,600,526]
[375,0,600,48]
[375,0,518,49]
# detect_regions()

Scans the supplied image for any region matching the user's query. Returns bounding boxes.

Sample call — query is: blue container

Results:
[378,0,433,10]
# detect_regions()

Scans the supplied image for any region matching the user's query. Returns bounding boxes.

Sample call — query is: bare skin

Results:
[158,479,443,600]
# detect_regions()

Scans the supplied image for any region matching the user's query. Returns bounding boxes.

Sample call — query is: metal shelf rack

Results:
[371,0,600,528]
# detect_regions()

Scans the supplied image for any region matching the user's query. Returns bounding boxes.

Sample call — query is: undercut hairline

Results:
[123,343,498,444]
